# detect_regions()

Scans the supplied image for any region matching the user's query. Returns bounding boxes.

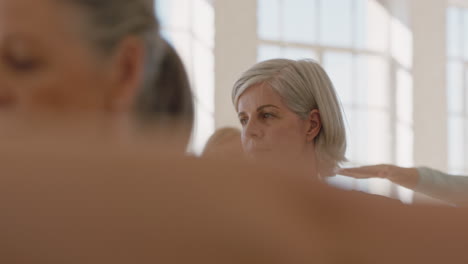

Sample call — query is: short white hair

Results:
[232,59,347,172]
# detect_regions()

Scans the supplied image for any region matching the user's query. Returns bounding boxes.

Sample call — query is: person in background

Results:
[202,127,243,157]
[232,59,347,177]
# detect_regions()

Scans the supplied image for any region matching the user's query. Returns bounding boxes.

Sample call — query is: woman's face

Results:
[0,0,131,113]
[237,84,319,160]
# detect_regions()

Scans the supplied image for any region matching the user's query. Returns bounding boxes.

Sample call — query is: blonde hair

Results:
[232,59,347,172]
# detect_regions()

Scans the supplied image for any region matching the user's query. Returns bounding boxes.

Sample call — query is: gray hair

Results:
[61,0,193,124]
[232,59,347,172]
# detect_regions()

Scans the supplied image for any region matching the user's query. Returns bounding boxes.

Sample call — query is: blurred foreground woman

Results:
[1,138,468,263]
[0,0,193,145]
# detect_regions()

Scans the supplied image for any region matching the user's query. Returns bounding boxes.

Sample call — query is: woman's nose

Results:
[244,119,263,139]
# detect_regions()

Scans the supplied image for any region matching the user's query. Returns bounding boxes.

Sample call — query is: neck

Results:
[299,145,320,179]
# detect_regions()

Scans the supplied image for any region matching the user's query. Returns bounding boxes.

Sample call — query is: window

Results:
[446,6,468,174]
[258,0,414,200]
[155,0,215,154]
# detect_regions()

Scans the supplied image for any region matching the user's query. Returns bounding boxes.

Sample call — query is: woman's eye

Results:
[4,53,40,72]
[239,118,248,125]
[3,40,41,73]
[262,113,274,119]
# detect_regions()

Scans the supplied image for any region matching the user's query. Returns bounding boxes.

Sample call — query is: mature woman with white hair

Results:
[232,59,347,177]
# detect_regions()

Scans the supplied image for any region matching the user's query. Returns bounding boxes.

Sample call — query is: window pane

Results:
[391,17,413,69]
[192,108,215,155]
[396,68,413,124]
[283,0,316,44]
[447,61,463,114]
[320,0,353,47]
[323,52,354,105]
[463,10,468,60]
[466,68,468,116]
[258,0,281,40]
[344,107,357,161]
[448,116,465,169]
[258,45,282,61]
[193,41,214,113]
[354,109,369,164]
[283,47,317,60]
[396,123,413,167]
[367,111,392,164]
[356,55,390,108]
[355,0,390,52]
[156,0,191,30]
[447,7,461,58]
[193,0,214,48]
[350,109,391,164]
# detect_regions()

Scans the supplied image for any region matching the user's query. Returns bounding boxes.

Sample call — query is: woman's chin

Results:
[246,149,288,163]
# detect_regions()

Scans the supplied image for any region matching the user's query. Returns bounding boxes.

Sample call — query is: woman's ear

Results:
[106,36,145,112]
[306,109,322,142]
